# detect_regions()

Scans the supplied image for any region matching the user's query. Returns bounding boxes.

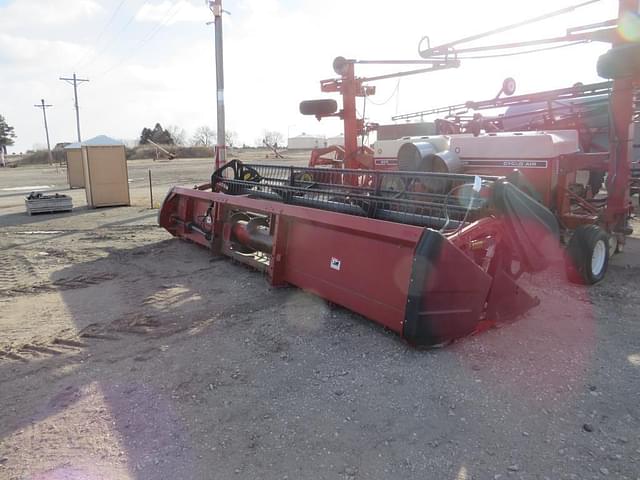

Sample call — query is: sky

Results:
[0,0,624,152]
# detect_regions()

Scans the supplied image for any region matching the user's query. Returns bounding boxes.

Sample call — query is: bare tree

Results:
[262,130,284,148]
[191,126,216,147]
[225,130,238,148]
[166,125,187,146]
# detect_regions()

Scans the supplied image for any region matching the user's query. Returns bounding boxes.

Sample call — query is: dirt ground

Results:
[1,156,639,480]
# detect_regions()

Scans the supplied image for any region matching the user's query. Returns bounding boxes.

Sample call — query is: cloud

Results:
[1,0,103,30]
[0,0,620,152]
[0,34,84,67]
[135,0,204,25]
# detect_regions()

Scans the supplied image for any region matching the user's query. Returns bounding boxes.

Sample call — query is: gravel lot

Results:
[0,157,639,480]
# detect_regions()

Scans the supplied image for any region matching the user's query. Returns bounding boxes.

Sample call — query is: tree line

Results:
[139,123,283,149]
[0,113,285,158]
[139,123,240,148]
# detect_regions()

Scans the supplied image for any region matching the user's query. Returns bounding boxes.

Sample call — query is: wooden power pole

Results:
[59,73,89,142]
[34,99,53,165]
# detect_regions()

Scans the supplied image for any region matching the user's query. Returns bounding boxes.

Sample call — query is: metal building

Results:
[287,133,326,150]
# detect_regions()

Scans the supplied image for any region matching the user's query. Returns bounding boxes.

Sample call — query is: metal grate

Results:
[215,163,503,230]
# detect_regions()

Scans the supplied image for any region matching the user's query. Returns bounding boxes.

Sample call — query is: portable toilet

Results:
[64,142,84,188]
[81,135,130,208]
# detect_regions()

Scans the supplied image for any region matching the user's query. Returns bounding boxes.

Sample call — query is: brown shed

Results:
[64,143,84,188]
[81,136,130,208]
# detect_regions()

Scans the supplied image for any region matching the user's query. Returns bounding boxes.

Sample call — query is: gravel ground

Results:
[0,157,639,480]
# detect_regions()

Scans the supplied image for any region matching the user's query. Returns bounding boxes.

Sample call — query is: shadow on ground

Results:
[1,233,639,479]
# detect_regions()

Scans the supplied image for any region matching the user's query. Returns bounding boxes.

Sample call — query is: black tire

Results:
[299,99,338,117]
[565,225,610,285]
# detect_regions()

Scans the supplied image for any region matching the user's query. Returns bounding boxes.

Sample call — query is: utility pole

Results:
[208,0,226,168]
[34,99,54,165]
[59,73,89,142]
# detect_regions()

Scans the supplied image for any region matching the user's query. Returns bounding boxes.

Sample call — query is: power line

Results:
[78,0,151,71]
[138,1,184,44]
[96,1,185,78]
[59,74,90,142]
[74,0,129,68]
[95,0,129,45]
[115,0,152,36]
[33,99,54,165]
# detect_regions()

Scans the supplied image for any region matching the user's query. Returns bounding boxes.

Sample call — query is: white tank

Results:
[449,130,580,160]
[373,135,450,167]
